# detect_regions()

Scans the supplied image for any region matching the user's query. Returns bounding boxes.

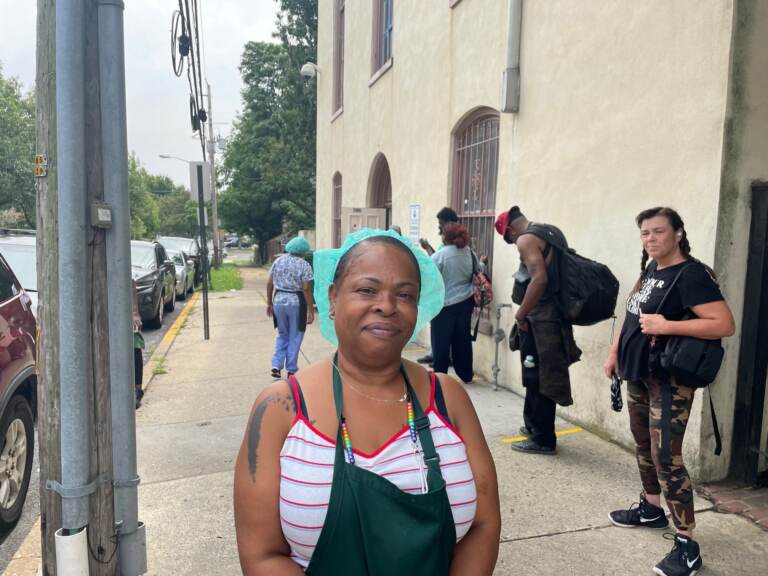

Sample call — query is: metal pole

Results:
[197,164,210,339]
[98,0,147,573]
[207,83,221,268]
[56,0,91,532]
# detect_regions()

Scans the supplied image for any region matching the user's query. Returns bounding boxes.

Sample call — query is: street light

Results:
[158,153,189,163]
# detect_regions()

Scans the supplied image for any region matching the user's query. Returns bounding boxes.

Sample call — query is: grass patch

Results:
[232,258,256,267]
[210,263,243,291]
[152,357,168,375]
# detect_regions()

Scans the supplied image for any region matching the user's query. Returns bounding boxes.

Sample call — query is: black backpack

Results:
[523,224,620,326]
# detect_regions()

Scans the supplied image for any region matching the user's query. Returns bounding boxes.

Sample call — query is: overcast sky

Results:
[0,0,279,186]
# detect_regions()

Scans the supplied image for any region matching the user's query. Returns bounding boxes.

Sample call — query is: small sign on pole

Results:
[34,154,48,178]
[408,204,420,243]
[189,161,212,201]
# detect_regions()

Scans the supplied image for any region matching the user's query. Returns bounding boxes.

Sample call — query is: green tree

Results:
[128,154,160,238]
[220,0,317,258]
[0,64,36,228]
[128,154,207,240]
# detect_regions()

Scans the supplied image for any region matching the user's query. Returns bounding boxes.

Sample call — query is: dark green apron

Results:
[305,359,456,575]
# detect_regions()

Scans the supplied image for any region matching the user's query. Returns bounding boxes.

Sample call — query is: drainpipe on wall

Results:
[501,0,523,113]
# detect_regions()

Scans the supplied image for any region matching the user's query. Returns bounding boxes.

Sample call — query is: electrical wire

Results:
[170,0,207,159]
[170,9,185,77]
[197,0,210,86]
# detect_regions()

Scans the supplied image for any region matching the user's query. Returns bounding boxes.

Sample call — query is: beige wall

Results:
[316,0,743,480]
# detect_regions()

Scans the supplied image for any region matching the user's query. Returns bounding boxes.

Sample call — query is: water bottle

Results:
[523,355,536,369]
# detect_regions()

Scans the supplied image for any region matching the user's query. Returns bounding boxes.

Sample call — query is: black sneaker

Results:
[417,354,433,364]
[271,368,281,380]
[609,494,669,529]
[510,438,557,455]
[653,533,702,576]
[519,426,532,437]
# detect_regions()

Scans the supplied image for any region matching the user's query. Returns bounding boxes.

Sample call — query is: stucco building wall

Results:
[315,0,759,481]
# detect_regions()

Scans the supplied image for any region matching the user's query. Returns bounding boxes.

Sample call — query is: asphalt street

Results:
[0,294,192,572]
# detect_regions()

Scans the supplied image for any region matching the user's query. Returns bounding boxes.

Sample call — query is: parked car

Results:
[0,231,37,319]
[131,240,176,329]
[168,250,194,300]
[0,251,37,532]
[156,236,202,287]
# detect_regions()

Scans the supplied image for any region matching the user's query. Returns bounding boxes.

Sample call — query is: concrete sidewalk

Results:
[6,266,767,575]
[135,266,767,575]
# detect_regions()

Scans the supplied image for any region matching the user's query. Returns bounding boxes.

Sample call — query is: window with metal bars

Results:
[333,173,342,247]
[333,0,345,113]
[451,110,500,280]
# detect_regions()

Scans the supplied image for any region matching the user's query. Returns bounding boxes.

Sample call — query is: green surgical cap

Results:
[313,228,445,345]
[285,236,310,254]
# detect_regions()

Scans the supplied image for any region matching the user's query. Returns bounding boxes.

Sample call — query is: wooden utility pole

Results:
[84,0,117,571]
[35,1,61,573]
[36,1,117,573]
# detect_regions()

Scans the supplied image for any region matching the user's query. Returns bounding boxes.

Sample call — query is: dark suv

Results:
[0,252,37,532]
[131,240,176,329]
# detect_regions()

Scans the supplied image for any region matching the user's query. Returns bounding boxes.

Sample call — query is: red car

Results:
[0,252,37,532]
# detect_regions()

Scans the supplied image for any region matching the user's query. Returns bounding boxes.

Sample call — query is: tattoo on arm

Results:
[247,393,296,481]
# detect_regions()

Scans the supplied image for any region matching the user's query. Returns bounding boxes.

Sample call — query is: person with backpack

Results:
[418,207,460,366]
[603,207,735,576]
[495,206,582,455]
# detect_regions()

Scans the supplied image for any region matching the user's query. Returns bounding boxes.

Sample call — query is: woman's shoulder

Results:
[429,370,476,430]
[680,259,719,286]
[248,379,298,437]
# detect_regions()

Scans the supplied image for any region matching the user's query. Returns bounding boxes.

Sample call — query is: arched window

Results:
[369,154,392,228]
[332,172,342,247]
[451,108,500,277]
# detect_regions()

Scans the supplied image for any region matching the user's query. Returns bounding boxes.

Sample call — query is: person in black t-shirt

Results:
[603,207,734,576]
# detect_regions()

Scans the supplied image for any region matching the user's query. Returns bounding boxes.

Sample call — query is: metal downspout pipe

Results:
[55,0,92,571]
[98,0,147,573]
[501,0,523,113]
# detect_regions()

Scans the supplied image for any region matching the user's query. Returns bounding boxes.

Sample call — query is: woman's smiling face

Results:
[330,241,420,356]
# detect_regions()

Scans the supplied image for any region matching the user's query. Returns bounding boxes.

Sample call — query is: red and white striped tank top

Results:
[280,374,477,570]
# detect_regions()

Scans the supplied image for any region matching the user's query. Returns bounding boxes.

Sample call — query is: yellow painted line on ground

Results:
[161,292,199,345]
[502,426,584,444]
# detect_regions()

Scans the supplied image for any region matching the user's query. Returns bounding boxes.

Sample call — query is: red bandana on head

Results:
[494,211,511,237]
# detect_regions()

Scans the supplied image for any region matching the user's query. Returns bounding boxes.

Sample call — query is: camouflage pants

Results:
[627,376,696,531]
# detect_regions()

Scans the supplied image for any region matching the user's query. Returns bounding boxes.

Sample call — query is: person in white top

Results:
[234,229,501,575]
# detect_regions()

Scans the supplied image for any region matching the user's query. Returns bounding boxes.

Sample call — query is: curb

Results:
[141,291,199,394]
[2,293,200,576]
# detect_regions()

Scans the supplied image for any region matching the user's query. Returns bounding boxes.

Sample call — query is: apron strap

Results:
[331,353,446,490]
[401,365,445,491]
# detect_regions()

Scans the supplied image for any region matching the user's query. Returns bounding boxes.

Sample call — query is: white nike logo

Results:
[640,515,663,523]
[687,555,700,569]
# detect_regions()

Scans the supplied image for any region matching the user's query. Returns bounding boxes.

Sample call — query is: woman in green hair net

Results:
[235,229,500,575]
[266,236,315,380]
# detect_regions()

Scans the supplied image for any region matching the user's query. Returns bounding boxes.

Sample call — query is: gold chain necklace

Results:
[331,360,408,404]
